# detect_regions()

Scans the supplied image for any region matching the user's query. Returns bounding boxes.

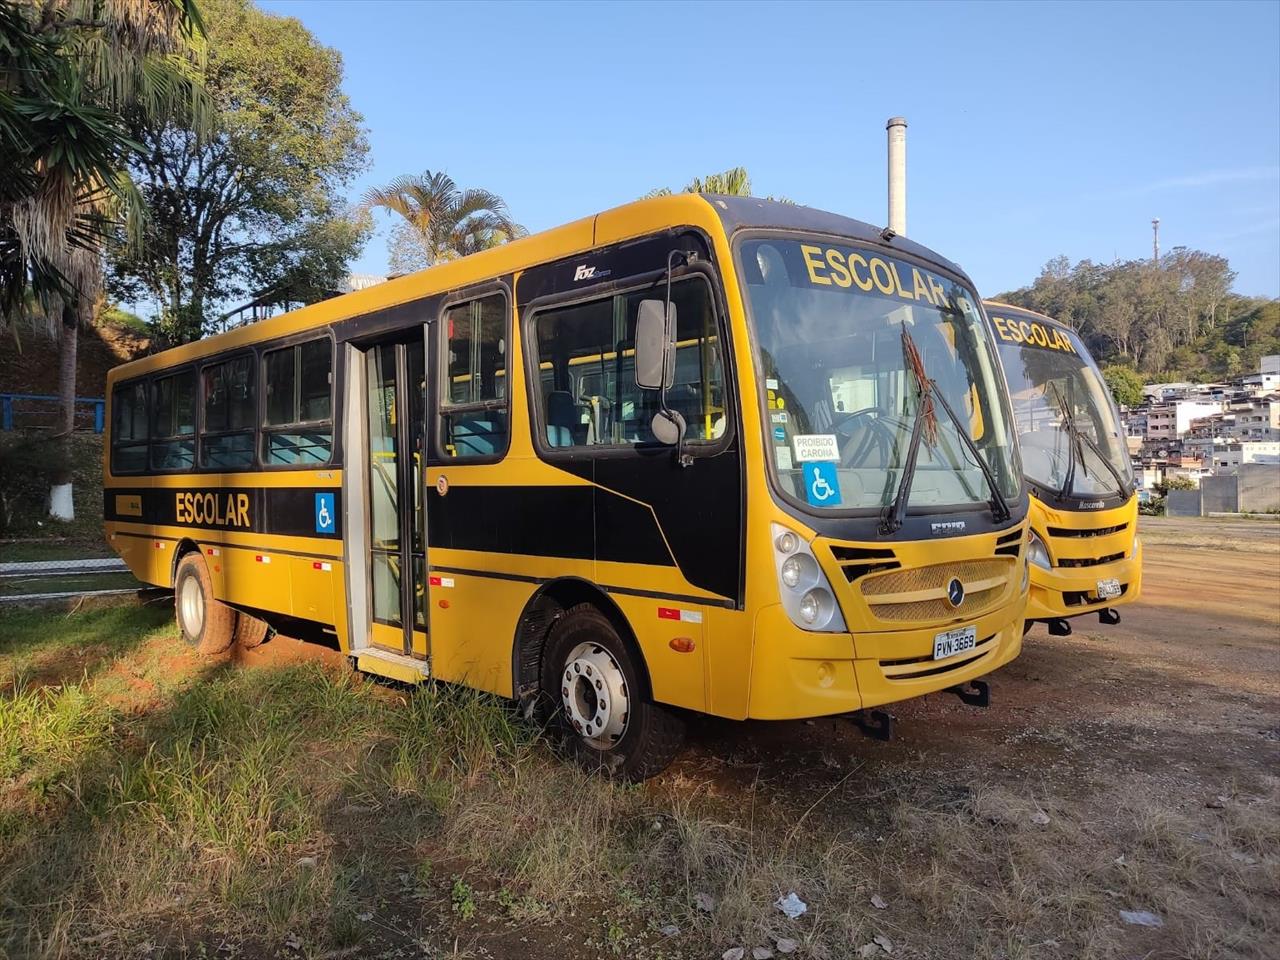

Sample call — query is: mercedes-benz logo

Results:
[946,577,965,608]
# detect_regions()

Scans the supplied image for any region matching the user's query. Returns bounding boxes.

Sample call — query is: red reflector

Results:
[206,548,213,555]
[657,607,680,620]
[429,575,442,586]
[313,562,322,569]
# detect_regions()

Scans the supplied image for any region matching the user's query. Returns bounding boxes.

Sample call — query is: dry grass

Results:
[1,606,1276,959]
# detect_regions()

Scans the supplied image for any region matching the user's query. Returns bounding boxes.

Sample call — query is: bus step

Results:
[353,648,430,685]
[848,709,895,742]
[1098,607,1121,626]
[947,679,990,708]
[1047,618,1072,637]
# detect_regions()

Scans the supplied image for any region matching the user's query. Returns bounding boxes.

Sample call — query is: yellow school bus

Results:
[984,302,1142,634]
[103,195,1030,779]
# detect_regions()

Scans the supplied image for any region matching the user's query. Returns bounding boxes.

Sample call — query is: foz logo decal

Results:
[572,264,611,282]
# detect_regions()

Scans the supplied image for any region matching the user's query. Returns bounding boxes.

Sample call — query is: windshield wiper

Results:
[880,329,1011,534]
[880,330,936,534]
[1048,383,1128,499]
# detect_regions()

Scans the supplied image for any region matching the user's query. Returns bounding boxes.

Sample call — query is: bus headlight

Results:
[771,523,847,633]
[1028,529,1052,570]
[780,556,803,588]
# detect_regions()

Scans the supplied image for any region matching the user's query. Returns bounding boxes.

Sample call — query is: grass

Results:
[1,605,1275,959]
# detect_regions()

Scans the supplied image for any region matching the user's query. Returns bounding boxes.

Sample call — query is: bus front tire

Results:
[540,603,684,781]
[174,553,236,656]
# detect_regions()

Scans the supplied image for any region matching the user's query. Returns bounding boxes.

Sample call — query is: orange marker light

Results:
[669,637,696,653]
[438,599,450,609]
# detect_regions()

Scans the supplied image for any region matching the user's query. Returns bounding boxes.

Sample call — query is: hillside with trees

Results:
[995,250,1280,386]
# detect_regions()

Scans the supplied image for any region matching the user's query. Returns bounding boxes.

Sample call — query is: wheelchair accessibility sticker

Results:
[315,492,336,534]
[802,462,842,507]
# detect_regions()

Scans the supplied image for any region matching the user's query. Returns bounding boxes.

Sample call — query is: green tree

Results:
[996,249,1247,376]
[107,0,370,343]
[1,0,208,520]
[362,170,523,273]
[643,165,792,202]
[1101,364,1145,408]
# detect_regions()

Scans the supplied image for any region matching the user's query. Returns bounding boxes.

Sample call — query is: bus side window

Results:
[111,379,150,474]
[150,370,196,471]
[201,354,256,469]
[440,293,508,459]
[531,277,725,449]
[262,339,333,466]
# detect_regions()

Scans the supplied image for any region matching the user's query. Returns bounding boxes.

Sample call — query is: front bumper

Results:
[1027,540,1143,621]
[745,596,1026,720]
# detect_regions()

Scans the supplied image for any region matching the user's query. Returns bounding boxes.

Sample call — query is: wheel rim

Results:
[179,575,204,639]
[561,642,629,750]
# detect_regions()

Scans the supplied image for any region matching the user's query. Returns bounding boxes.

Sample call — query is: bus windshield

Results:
[989,311,1134,499]
[738,236,1020,513]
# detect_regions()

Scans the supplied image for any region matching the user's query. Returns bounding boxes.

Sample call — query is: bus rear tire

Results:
[541,603,684,781]
[174,553,235,656]
[235,613,270,649]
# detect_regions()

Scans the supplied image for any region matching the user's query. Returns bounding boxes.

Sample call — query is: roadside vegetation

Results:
[2,596,1274,960]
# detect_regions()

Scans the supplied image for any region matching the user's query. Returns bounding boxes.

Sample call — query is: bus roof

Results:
[110,193,975,382]
[706,194,970,282]
[982,299,1071,331]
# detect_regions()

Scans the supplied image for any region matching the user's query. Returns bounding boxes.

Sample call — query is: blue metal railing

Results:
[0,394,105,433]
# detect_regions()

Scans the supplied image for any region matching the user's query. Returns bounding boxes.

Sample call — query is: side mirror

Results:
[634,299,675,390]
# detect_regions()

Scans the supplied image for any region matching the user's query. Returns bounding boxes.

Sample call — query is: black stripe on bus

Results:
[428,564,736,610]
[104,486,342,539]
[427,484,675,568]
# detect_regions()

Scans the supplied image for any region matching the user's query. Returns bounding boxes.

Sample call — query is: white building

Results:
[1232,397,1280,441]
[1145,400,1224,441]
[1205,441,1280,475]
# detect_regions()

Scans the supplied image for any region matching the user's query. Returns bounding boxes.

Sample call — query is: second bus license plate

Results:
[933,624,977,661]
[1096,578,1122,600]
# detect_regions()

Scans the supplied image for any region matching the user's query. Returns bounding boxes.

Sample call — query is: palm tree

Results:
[645,166,752,198]
[361,171,525,271]
[1,0,209,519]
[643,166,790,202]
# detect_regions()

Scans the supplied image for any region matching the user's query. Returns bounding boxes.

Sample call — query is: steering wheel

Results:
[836,407,895,468]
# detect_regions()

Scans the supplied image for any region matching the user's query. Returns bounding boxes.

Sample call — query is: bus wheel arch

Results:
[512,579,684,780]
[511,578,653,714]
[170,538,202,588]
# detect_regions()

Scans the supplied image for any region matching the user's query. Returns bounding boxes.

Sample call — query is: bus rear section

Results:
[984,301,1142,632]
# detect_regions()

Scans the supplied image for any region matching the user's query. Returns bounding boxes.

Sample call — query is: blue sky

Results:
[264,0,1280,298]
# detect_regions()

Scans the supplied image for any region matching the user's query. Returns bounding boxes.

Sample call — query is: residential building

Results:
[1145,400,1223,441]
[1206,441,1280,475]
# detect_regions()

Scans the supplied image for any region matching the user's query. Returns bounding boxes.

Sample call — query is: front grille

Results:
[1057,552,1126,568]
[1064,583,1130,607]
[829,545,900,583]
[879,633,997,680]
[860,558,1013,622]
[1047,522,1129,538]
